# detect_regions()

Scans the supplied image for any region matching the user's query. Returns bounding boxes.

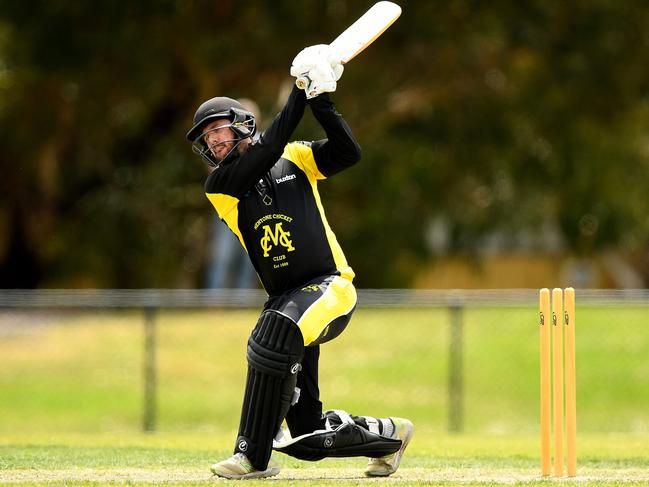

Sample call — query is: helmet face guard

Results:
[187,99,256,168]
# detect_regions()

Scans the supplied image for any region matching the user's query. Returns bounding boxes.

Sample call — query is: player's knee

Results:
[247,310,304,377]
[309,312,353,346]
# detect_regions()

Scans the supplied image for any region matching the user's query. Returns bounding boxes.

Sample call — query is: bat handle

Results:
[295,75,310,90]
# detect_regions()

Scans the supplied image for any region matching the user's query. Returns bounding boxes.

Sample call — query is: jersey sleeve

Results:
[307,93,361,177]
[205,85,307,198]
[282,141,326,181]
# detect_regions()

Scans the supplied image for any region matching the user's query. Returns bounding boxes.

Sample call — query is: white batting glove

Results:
[302,60,338,99]
[290,44,344,98]
[291,44,339,76]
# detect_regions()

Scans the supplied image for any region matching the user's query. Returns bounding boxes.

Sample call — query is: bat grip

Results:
[295,75,310,90]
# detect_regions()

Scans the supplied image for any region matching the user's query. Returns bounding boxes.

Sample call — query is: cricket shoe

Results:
[210,452,280,479]
[364,417,414,477]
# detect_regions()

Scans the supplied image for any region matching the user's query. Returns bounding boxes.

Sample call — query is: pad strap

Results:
[362,416,380,434]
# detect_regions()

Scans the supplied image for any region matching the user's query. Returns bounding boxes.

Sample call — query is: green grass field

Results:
[2,432,648,485]
[1,306,648,485]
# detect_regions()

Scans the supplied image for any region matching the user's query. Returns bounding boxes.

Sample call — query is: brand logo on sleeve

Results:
[276,174,296,184]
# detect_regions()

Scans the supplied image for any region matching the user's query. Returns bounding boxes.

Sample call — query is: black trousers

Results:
[284,345,327,436]
[284,344,388,438]
[264,274,356,437]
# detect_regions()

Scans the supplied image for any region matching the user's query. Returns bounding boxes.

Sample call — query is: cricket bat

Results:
[295,1,402,90]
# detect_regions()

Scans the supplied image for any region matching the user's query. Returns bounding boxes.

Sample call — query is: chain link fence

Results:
[1,289,648,437]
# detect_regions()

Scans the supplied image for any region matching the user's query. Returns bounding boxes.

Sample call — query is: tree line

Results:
[1,1,649,288]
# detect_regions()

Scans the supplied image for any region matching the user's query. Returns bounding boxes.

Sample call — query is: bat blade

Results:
[330,1,402,64]
[294,1,401,92]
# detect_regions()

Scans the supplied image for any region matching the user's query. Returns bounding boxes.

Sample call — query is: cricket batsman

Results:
[186,45,413,479]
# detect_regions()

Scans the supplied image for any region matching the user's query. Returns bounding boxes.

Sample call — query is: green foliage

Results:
[2,2,649,286]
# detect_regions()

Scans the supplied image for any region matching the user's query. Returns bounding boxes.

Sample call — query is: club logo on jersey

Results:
[260,222,295,257]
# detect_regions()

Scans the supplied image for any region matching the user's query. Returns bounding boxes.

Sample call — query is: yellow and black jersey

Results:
[205,86,361,297]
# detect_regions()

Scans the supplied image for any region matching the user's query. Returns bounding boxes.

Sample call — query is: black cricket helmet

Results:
[186,96,256,167]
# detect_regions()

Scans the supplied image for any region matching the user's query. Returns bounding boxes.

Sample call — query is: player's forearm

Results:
[309,94,361,169]
[258,85,307,155]
[213,85,307,196]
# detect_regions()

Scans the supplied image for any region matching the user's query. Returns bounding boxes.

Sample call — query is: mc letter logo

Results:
[260,223,295,257]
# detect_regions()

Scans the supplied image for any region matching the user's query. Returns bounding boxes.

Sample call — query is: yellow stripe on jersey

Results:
[206,193,247,252]
[309,177,355,281]
[298,276,357,346]
[282,142,326,180]
[283,142,355,282]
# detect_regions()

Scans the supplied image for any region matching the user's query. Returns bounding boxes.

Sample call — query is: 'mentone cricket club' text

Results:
[254,214,293,231]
